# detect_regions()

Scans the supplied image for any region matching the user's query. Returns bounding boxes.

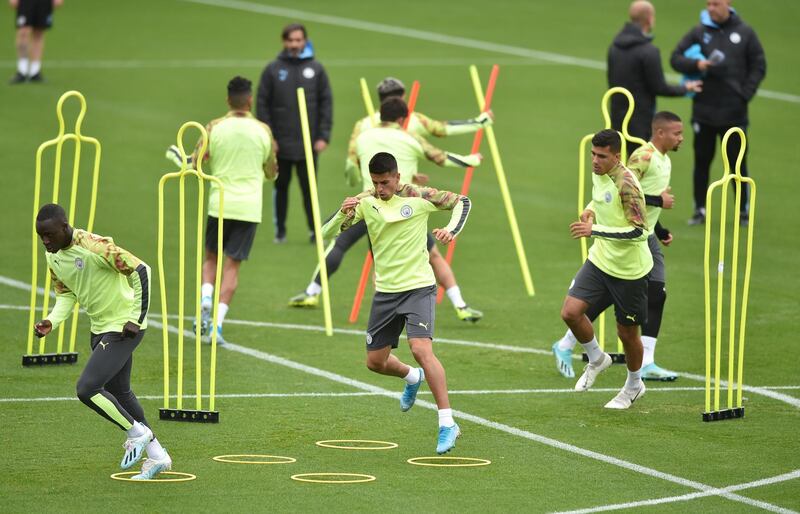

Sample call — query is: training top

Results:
[627,142,671,230]
[194,111,277,223]
[586,163,653,280]
[322,184,471,293]
[45,229,151,334]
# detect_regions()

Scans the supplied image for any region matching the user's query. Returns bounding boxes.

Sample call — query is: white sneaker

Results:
[604,382,646,409]
[120,426,153,469]
[132,451,172,480]
[574,353,612,391]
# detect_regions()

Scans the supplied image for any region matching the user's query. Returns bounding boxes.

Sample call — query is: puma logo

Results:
[371,205,381,214]
[98,341,109,350]
[626,314,637,322]
[418,322,429,330]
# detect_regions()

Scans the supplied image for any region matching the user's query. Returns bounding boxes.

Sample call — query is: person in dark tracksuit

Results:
[33,203,171,480]
[670,0,766,226]
[607,1,701,145]
[257,23,333,243]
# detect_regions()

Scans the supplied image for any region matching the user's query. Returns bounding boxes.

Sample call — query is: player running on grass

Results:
[321,151,470,454]
[289,96,485,322]
[32,203,171,479]
[557,129,652,409]
[552,112,682,381]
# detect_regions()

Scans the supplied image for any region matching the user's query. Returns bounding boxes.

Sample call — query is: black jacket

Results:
[607,22,686,140]
[670,10,766,126]
[256,48,333,161]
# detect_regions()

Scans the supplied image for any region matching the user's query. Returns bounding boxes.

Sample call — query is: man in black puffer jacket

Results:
[608,1,701,146]
[257,23,333,243]
[670,0,765,226]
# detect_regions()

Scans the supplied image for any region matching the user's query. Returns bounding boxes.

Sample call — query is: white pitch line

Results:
[552,469,800,514]
[181,0,800,105]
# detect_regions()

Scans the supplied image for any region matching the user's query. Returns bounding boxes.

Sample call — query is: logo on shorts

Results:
[366,333,374,346]
[730,32,741,44]
[400,205,413,218]
[278,69,288,81]
[417,322,429,330]
[569,279,576,291]
[604,192,612,203]
[302,67,316,79]
[75,258,85,270]
[98,341,109,350]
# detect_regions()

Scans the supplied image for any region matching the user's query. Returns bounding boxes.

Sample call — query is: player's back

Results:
[355,124,423,188]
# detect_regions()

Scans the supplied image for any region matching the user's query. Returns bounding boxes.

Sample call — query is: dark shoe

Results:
[9,72,27,84]
[687,208,706,226]
[739,213,749,227]
[309,231,316,244]
[28,72,44,83]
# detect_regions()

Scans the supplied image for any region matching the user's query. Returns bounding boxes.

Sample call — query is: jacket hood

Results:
[612,22,653,49]
[700,8,739,29]
[277,40,315,61]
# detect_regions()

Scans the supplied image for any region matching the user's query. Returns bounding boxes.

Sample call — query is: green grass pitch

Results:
[1,0,799,512]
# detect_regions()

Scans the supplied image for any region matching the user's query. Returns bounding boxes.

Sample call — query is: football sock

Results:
[126,421,146,438]
[446,286,466,309]
[17,58,29,75]
[580,337,604,364]
[29,60,41,76]
[146,438,167,460]
[641,336,657,367]
[217,303,229,327]
[626,368,643,390]
[557,329,579,351]
[305,281,322,296]
[201,283,214,308]
[438,408,455,428]
[403,367,421,385]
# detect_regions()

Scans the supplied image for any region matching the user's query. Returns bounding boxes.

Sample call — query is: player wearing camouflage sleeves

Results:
[558,130,652,410]
[33,204,171,480]
[321,152,471,455]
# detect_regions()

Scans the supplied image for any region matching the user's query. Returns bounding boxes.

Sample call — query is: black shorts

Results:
[205,216,258,261]
[366,285,436,350]
[568,260,648,326]
[16,0,53,29]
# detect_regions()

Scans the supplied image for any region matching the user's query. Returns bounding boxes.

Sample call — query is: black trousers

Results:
[274,155,318,237]
[692,121,750,214]
[76,330,150,432]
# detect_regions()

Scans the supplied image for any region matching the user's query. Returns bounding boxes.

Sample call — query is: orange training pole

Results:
[348,81,421,323]
[437,65,499,303]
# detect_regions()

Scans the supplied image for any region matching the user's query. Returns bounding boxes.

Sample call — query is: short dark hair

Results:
[377,77,405,101]
[282,23,307,40]
[369,152,398,174]
[380,97,408,123]
[652,111,682,126]
[591,129,622,153]
[227,76,252,109]
[36,203,67,223]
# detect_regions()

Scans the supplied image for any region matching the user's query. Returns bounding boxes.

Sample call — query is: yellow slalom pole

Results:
[359,78,376,125]
[470,65,534,296]
[297,88,333,335]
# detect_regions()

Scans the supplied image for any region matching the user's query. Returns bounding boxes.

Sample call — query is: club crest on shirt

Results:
[400,205,413,218]
[75,257,85,270]
[302,67,315,79]
[278,69,288,81]
[729,32,741,44]
[703,32,712,44]
[604,192,613,203]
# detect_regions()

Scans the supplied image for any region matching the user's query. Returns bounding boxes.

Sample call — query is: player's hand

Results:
[477,111,494,126]
[9,0,20,9]
[579,209,595,223]
[569,221,593,239]
[412,173,429,186]
[432,228,454,244]
[660,233,673,246]
[122,322,140,339]
[685,80,703,93]
[697,59,712,72]
[465,153,483,167]
[313,139,328,153]
[33,320,52,338]
[340,197,359,214]
[660,187,675,209]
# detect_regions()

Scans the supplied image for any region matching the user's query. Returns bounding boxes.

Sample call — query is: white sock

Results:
[217,303,229,327]
[146,438,167,460]
[29,60,41,76]
[580,337,604,364]
[201,283,214,307]
[438,408,455,428]
[126,420,146,438]
[305,281,322,296]
[641,336,656,367]
[557,329,579,351]
[625,368,643,390]
[403,367,421,385]
[445,286,467,309]
[17,58,29,75]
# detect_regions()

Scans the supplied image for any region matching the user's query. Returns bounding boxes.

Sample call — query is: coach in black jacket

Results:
[670,0,765,225]
[257,23,333,243]
[608,1,700,144]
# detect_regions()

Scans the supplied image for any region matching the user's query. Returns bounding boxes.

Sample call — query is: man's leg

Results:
[11,26,31,83]
[690,120,717,224]
[640,235,677,380]
[273,159,293,241]
[27,28,45,80]
[408,337,449,410]
[428,244,482,322]
[295,155,318,239]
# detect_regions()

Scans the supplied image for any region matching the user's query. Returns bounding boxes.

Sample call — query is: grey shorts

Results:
[366,285,436,350]
[647,234,665,283]
[568,260,648,326]
[205,216,258,261]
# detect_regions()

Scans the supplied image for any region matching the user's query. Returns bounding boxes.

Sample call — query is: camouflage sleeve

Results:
[415,113,448,138]
[345,120,363,187]
[192,119,220,171]
[626,147,653,181]
[321,201,365,240]
[44,268,77,330]
[412,133,448,166]
[347,120,362,168]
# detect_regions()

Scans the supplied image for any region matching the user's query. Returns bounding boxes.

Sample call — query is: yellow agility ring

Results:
[110,471,197,482]
[407,457,491,467]
[315,439,398,450]
[291,473,376,484]
[213,454,297,464]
